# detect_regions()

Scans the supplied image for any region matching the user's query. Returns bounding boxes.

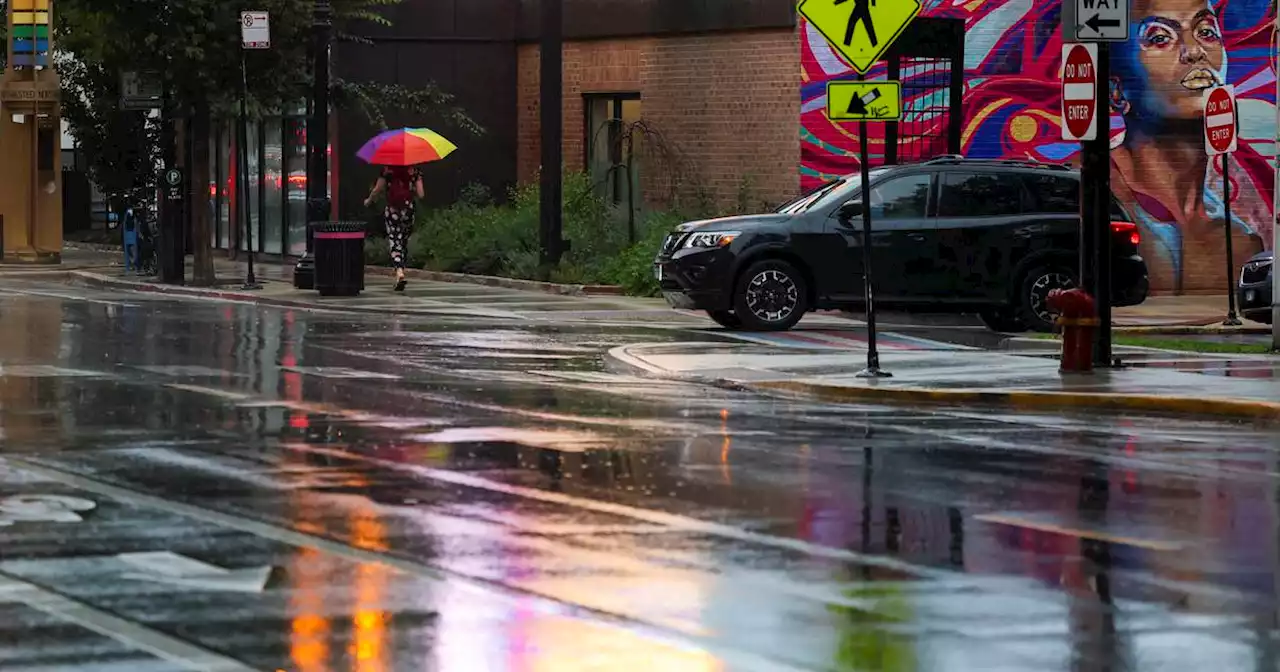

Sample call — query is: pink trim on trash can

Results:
[314,232,365,240]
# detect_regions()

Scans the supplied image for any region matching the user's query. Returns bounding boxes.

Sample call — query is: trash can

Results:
[313,221,366,297]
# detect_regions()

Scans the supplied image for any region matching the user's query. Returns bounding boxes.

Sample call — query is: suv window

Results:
[1024,174,1078,213]
[938,172,1024,217]
[868,174,931,220]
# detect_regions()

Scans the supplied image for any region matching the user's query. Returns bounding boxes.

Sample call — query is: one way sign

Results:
[1065,0,1129,42]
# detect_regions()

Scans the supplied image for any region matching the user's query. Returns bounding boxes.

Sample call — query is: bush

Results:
[598,212,679,296]
[363,170,699,295]
[364,237,392,267]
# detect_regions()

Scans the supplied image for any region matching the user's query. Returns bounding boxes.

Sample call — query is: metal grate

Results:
[896,57,954,164]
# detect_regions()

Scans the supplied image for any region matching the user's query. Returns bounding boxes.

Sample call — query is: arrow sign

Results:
[1082,14,1121,33]
[826,81,903,121]
[847,87,881,116]
[1065,0,1129,41]
[117,551,273,593]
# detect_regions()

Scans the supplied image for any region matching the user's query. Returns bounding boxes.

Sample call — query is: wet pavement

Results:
[2,278,1280,670]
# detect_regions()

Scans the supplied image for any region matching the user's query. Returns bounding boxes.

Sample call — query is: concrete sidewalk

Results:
[608,339,1280,421]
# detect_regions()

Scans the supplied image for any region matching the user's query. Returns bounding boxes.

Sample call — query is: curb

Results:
[68,271,490,319]
[605,344,1280,422]
[748,380,1280,422]
[62,241,624,298]
[364,265,623,297]
[1113,324,1271,335]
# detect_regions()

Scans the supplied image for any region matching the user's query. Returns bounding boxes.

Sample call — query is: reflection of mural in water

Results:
[801,0,1276,292]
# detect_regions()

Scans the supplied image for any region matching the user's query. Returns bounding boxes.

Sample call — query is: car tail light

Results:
[1110,221,1140,246]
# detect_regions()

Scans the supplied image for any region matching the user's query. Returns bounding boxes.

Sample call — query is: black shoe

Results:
[394,276,407,292]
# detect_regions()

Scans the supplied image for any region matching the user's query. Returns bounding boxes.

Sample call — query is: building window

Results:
[263,119,284,254]
[216,123,231,249]
[285,117,307,255]
[584,93,641,211]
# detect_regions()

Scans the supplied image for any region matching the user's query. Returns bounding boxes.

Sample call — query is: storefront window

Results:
[263,120,284,254]
[217,123,231,249]
[285,117,308,255]
[245,121,261,252]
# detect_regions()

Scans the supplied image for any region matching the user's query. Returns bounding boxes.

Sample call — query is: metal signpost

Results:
[239,11,269,291]
[1061,3,1120,367]
[799,0,921,378]
[1204,85,1242,326]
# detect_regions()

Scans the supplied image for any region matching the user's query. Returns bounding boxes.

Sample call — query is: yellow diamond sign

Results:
[798,0,923,74]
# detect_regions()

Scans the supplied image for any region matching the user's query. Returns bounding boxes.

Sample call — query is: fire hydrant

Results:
[1046,288,1098,373]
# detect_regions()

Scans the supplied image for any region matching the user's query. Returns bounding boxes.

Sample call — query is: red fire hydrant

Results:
[1046,288,1098,373]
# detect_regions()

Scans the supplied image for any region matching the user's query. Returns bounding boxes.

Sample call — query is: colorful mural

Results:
[801,0,1277,293]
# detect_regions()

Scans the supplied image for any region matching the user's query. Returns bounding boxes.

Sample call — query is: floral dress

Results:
[382,166,421,271]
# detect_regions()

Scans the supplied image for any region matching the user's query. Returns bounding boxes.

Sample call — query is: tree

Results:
[56,0,480,284]
[58,56,159,225]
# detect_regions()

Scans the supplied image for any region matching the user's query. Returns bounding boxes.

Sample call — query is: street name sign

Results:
[797,0,922,74]
[826,81,903,121]
[120,71,162,111]
[1065,0,1129,41]
[1203,85,1237,156]
[1060,43,1098,141]
[240,11,270,49]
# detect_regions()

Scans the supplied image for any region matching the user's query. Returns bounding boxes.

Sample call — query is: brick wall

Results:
[518,28,801,210]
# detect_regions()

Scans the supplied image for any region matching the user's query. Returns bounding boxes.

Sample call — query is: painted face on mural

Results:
[1130,0,1226,119]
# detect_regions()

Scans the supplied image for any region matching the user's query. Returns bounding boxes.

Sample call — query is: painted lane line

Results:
[0,287,141,307]
[0,572,255,672]
[2,458,805,672]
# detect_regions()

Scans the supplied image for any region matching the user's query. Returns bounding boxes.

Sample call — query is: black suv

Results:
[654,157,1149,332]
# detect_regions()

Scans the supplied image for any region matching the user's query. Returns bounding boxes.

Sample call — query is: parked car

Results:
[1238,250,1273,325]
[653,156,1149,333]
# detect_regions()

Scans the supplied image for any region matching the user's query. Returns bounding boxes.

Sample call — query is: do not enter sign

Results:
[1203,85,1238,156]
[1060,43,1098,141]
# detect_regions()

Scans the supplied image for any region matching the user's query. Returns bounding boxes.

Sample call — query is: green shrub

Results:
[364,237,392,267]
[597,211,682,296]
[386,170,689,293]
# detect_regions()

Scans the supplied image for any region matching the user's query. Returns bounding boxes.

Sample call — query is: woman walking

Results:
[364,165,424,291]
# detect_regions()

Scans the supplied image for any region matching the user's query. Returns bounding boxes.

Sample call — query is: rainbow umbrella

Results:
[356,127,457,166]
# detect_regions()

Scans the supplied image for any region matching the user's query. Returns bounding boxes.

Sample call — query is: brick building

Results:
[326,0,1273,294]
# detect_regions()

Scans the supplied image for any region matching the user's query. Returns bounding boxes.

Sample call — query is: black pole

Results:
[1223,153,1242,325]
[159,80,184,284]
[240,51,261,290]
[855,97,889,379]
[539,0,564,271]
[1083,42,1112,367]
[295,0,331,289]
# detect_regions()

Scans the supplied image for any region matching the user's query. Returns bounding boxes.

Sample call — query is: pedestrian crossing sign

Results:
[798,0,922,74]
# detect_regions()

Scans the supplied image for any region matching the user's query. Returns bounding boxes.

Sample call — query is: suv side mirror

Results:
[838,200,862,224]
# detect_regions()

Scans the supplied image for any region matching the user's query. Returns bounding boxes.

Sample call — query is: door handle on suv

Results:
[907,233,927,242]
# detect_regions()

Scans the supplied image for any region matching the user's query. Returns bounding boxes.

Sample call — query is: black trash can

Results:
[313,221,367,297]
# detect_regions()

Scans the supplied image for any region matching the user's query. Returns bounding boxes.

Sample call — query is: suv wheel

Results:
[1018,265,1076,332]
[706,310,743,330]
[979,309,1026,333]
[733,260,809,332]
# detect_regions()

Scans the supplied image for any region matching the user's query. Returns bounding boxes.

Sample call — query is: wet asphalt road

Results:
[1,279,1280,671]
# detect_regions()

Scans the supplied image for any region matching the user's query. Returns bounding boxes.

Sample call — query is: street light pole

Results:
[538,0,564,273]
[294,0,331,289]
